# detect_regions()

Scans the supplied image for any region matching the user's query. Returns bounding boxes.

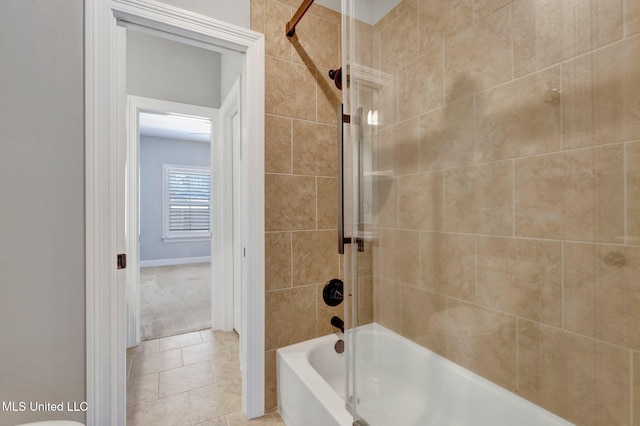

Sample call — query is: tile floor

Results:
[126,328,285,425]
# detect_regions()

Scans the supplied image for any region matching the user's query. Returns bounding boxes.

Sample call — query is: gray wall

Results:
[140,136,211,263]
[157,0,250,28]
[0,1,86,425]
[0,1,250,424]
[127,30,222,108]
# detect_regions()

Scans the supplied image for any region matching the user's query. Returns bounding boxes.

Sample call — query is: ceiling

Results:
[139,111,211,143]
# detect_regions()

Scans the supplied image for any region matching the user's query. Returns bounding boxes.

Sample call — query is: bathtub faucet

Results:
[331,316,344,333]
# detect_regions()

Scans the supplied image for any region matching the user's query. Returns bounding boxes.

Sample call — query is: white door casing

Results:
[85,1,265,423]
[126,96,219,348]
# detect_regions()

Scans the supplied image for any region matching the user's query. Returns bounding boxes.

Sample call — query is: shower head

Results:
[329,68,342,90]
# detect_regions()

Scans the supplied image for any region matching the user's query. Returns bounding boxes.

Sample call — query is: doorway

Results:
[85,1,265,423]
[125,98,221,346]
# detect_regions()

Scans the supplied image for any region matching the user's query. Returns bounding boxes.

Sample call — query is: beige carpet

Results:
[140,263,211,341]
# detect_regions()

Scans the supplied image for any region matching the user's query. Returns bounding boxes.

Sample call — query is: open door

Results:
[216,77,243,336]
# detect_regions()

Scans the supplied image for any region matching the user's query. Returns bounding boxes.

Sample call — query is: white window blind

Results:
[163,164,211,240]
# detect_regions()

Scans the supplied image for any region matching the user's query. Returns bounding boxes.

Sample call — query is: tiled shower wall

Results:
[361,0,640,425]
[250,0,343,410]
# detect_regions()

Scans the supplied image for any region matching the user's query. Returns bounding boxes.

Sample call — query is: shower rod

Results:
[286,0,315,37]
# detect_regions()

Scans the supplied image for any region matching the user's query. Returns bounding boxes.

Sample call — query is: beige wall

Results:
[363,0,640,425]
[250,0,343,410]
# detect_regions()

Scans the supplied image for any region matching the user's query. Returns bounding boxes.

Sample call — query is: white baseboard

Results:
[140,256,211,268]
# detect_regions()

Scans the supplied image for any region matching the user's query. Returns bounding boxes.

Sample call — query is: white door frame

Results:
[126,96,220,347]
[216,78,243,334]
[85,1,265,424]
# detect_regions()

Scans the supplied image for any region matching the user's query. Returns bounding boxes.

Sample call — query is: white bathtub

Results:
[277,323,573,426]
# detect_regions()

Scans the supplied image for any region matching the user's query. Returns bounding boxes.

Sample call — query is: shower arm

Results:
[286,0,315,37]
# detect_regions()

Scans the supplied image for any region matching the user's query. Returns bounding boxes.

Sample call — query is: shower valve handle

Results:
[323,278,344,306]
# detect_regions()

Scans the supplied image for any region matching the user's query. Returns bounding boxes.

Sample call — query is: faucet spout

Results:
[331,316,344,333]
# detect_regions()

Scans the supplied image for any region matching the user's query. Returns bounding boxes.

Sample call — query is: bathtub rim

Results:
[277,332,352,426]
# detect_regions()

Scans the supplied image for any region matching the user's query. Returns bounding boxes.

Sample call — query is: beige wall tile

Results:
[317,177,338,229]
[316,67,343,125]
[629,142,640,244]
[379,2,420,73]
[265,349,277,411]
[514,146,624,242]
[475,66,562,162]
[444,6,512,101]
[378,77,398,127]
[420,232,475,301]
[395,0,419,17]
[380,117,421,175]
[518,320,630,426]
[398,171,444,230]
[474,0,511,22]
[373,278,402,333]
[265,0,292,61]
[378,229,420,286]
[419,97,475,171]
[445,301,517,390]
[357,276,374,326]
[353,28,375,69]
[265,56,316,121]
[477,237,562,326]
[635,351,640,426]
[265,174,316,231]
[308,3,341,25]
[513,0,623,77]
[265,114,291,174]
[292,230,339,286]
[627,0,640,36]
[399,284,447,355]
[265,232,291,291]
[398,48,445,119]
[374,4,398,34]
[445,161,513,235]
[265,286,316,350]
[419,0,474,53]
[357,240,374,278]
[375,177,398,228]
[250,0,265,33]
[563,37,640,149]
[290,12,340,72]
[292,120,337,176]
[564,243,640,350]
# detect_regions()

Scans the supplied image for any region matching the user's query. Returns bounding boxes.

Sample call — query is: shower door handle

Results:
[338,103,351,254]
[338,104,364,254]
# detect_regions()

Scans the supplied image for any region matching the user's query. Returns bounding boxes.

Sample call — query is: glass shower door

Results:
[342,0,640,425]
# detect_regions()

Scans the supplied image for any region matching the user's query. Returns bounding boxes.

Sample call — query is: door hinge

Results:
[117,253,127,270]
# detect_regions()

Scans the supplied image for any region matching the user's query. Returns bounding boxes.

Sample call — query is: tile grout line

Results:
[630,350,634,426]
[624,142,628,245]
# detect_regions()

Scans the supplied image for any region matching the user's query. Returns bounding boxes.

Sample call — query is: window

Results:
[163,164,211,241]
